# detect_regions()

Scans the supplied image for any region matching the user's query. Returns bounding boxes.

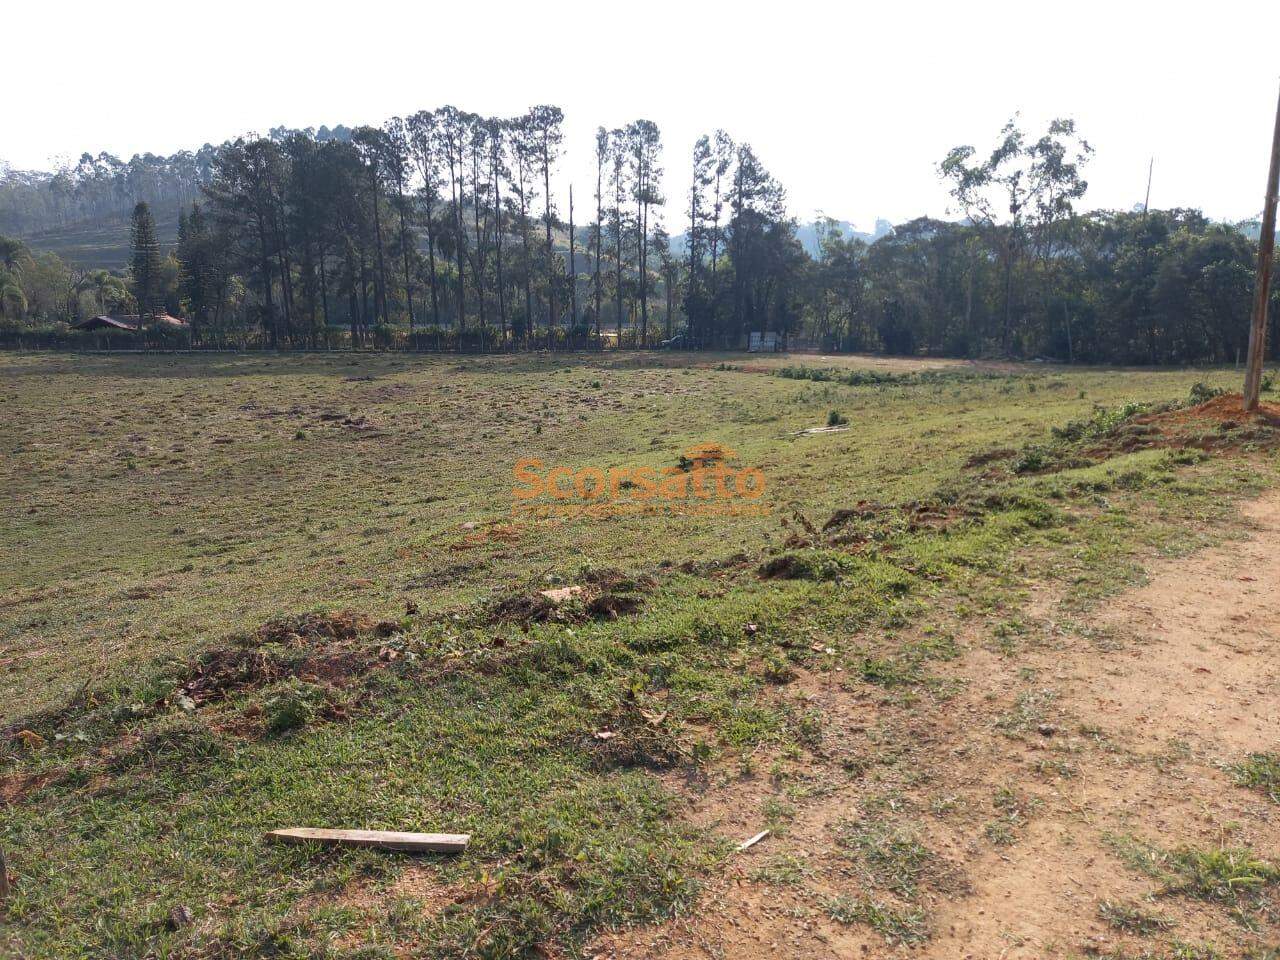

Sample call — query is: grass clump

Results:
[1188,381,1226,404]
[262,680,329,735]
[825,895,928,945]
[1051,401,1151,443]
[1097,898,1174,934]
[1231,753,1280,802]
[750,853,813,886]
[1165,846,1278,904]
[1110,835,1279,907]
[758,549,854,581]
[836,818,935,897]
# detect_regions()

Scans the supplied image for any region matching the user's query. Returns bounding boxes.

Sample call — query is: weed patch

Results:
[825,894,929,945]
[1232,753,1280,802]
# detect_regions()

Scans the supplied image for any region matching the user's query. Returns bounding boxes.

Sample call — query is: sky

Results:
[7,0,1280,231]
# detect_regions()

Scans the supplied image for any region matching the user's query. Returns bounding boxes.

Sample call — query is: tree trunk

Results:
[471,144,488,332]
[569,185,577,339]
[396,180,416,336]
[492,156,507,341]
[594,152,604,337]
[370,166,389,325]
[543,148,555,347]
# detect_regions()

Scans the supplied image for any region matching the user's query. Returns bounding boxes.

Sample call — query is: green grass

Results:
[1108,835,1280,907]
[1098,898,1175,935]
[835,817,937,897]
[0,352,1274,957]
[1232,753,1280,802]
[825,894,929,944]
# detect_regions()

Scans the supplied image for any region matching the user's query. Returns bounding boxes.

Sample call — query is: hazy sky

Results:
[9,1,1280,230]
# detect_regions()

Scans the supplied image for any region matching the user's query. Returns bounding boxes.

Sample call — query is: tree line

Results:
[1,110,1274,363]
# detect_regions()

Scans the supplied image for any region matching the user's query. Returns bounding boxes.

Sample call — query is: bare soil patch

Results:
[591,490,1280,959]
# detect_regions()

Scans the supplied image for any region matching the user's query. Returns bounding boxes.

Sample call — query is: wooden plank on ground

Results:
[737,829,770,852]
[266,827,470,853]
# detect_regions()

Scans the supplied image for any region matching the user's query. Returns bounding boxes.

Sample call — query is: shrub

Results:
[1188,382,1225,405]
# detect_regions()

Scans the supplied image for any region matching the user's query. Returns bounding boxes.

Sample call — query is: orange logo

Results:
[512,443,768,518]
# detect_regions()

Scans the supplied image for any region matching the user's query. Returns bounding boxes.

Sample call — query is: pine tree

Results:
[129,201,162,327]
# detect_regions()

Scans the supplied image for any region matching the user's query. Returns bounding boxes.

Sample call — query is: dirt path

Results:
[593,492,1280,959]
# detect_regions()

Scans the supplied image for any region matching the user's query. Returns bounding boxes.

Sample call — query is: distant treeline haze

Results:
[0,111,1274,363]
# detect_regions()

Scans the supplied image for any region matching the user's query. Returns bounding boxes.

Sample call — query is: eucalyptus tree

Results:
[653,225,678,339]
[608,129,627,340]
[437,106,470,331]
[528,105,564,335]
[467,117,491,331]
[624,119,662,344]
[567,185,577,333]
[509,113,540,343]
[939,116,1092,353]
[382,117,418,334]
[487,118,510,339]
[708,130,734,300]
[685,134,713,336]
[592,127,608,336]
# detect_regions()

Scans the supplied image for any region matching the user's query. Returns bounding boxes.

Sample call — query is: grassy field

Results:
[1,351,1277,958]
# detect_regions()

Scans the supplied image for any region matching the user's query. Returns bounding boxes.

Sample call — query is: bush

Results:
[1188,382,1225,405]
[1013,446,1051,474]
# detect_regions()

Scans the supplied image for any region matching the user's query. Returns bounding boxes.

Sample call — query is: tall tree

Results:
[489,118,510,340]
[529,105,564,338]
[383,118,418,335]
[940,117,1092,354]
[685,134,713,338]
[352,126,391,327]
[625,120,662,345]
[568,184,578,335]
[407,111,443,329]
[438,106,469,332]
[510,114,539,344]
[129,201,162,326]
[593,127,608,337]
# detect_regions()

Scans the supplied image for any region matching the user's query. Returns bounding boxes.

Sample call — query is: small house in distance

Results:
[748,331,783,352]
[71,314,190,333]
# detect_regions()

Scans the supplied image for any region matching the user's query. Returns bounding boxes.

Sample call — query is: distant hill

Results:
[21,204,183,270]
[667,217,894,258]
[794,218,895,255]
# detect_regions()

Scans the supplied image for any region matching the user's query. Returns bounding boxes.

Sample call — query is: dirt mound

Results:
[256,610,394,644]
[963,447,1016,468]
[180,610,393,705]
[588,701,685,770]
[822,501,886,532]
[1136,392,1280,429]
[0,770,57,805]
[486,569,657,627]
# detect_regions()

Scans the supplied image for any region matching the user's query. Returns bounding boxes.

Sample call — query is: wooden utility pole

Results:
[1143,157,1154,215]
[1243,83,1280,411]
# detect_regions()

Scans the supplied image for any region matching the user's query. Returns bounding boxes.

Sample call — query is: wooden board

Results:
[266,827,470,853]
[737,829,769,852]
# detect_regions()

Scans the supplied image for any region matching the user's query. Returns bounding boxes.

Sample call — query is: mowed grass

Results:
[0,351,1271,958]
[0,351,1245,718]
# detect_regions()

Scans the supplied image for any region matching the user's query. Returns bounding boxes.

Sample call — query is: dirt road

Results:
[594,492,1280,959]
